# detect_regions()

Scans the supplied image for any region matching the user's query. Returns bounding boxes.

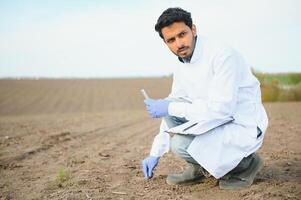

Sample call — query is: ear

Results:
[191,24,197,37]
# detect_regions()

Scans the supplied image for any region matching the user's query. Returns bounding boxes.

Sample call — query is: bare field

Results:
[0,79,300,200]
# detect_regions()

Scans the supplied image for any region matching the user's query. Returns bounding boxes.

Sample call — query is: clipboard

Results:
[165,117,234,135]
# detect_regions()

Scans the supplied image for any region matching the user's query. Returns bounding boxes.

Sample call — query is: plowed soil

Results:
[0,79,300,200]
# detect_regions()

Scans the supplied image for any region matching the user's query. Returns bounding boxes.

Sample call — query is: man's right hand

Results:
[142,156,160,179]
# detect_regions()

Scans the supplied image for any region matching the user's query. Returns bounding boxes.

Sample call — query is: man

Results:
[142,7,268,189]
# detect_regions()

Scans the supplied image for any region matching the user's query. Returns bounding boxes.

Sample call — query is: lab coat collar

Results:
[178,36,202,64]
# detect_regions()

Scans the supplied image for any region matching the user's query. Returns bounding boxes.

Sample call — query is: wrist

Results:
[165,100,171,115]
[150,156,160,161]
[167,102,170,115]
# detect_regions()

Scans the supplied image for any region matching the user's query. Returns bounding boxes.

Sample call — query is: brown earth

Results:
[0,78,300,200]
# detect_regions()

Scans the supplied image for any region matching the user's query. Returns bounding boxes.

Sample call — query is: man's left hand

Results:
[144,98,170,118]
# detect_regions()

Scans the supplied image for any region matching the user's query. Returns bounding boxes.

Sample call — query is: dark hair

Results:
[155,7,193,39]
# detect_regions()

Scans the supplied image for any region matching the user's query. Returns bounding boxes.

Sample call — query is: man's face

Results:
[161,21,197,59]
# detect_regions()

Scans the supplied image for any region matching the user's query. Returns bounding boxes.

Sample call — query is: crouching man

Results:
[142,7,268,189]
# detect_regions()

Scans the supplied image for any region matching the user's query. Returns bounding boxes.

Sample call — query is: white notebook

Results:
[165,117,234,135]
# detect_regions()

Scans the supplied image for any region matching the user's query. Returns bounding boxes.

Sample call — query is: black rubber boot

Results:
[166,163,205,185]
[219,153,264,190]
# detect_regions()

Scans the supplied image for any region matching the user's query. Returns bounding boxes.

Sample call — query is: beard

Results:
[176,36,196,59]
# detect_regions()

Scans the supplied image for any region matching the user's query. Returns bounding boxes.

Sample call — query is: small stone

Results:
[99,153,110,157]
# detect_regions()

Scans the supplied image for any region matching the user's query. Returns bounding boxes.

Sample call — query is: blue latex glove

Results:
[142,156,160,179]
[144,98,170,118]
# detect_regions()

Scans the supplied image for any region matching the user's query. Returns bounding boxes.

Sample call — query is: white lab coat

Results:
[149,36,268,179]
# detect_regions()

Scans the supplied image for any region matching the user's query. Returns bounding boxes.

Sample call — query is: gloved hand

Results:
[144,98,170,118]
[142,156,160,179]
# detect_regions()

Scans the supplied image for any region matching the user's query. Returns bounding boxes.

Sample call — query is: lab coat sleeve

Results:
[167,70,187,99]
[150,119,171,157]
[168,49,240,121]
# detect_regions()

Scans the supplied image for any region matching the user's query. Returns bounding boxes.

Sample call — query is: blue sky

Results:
[0,0,300,78]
